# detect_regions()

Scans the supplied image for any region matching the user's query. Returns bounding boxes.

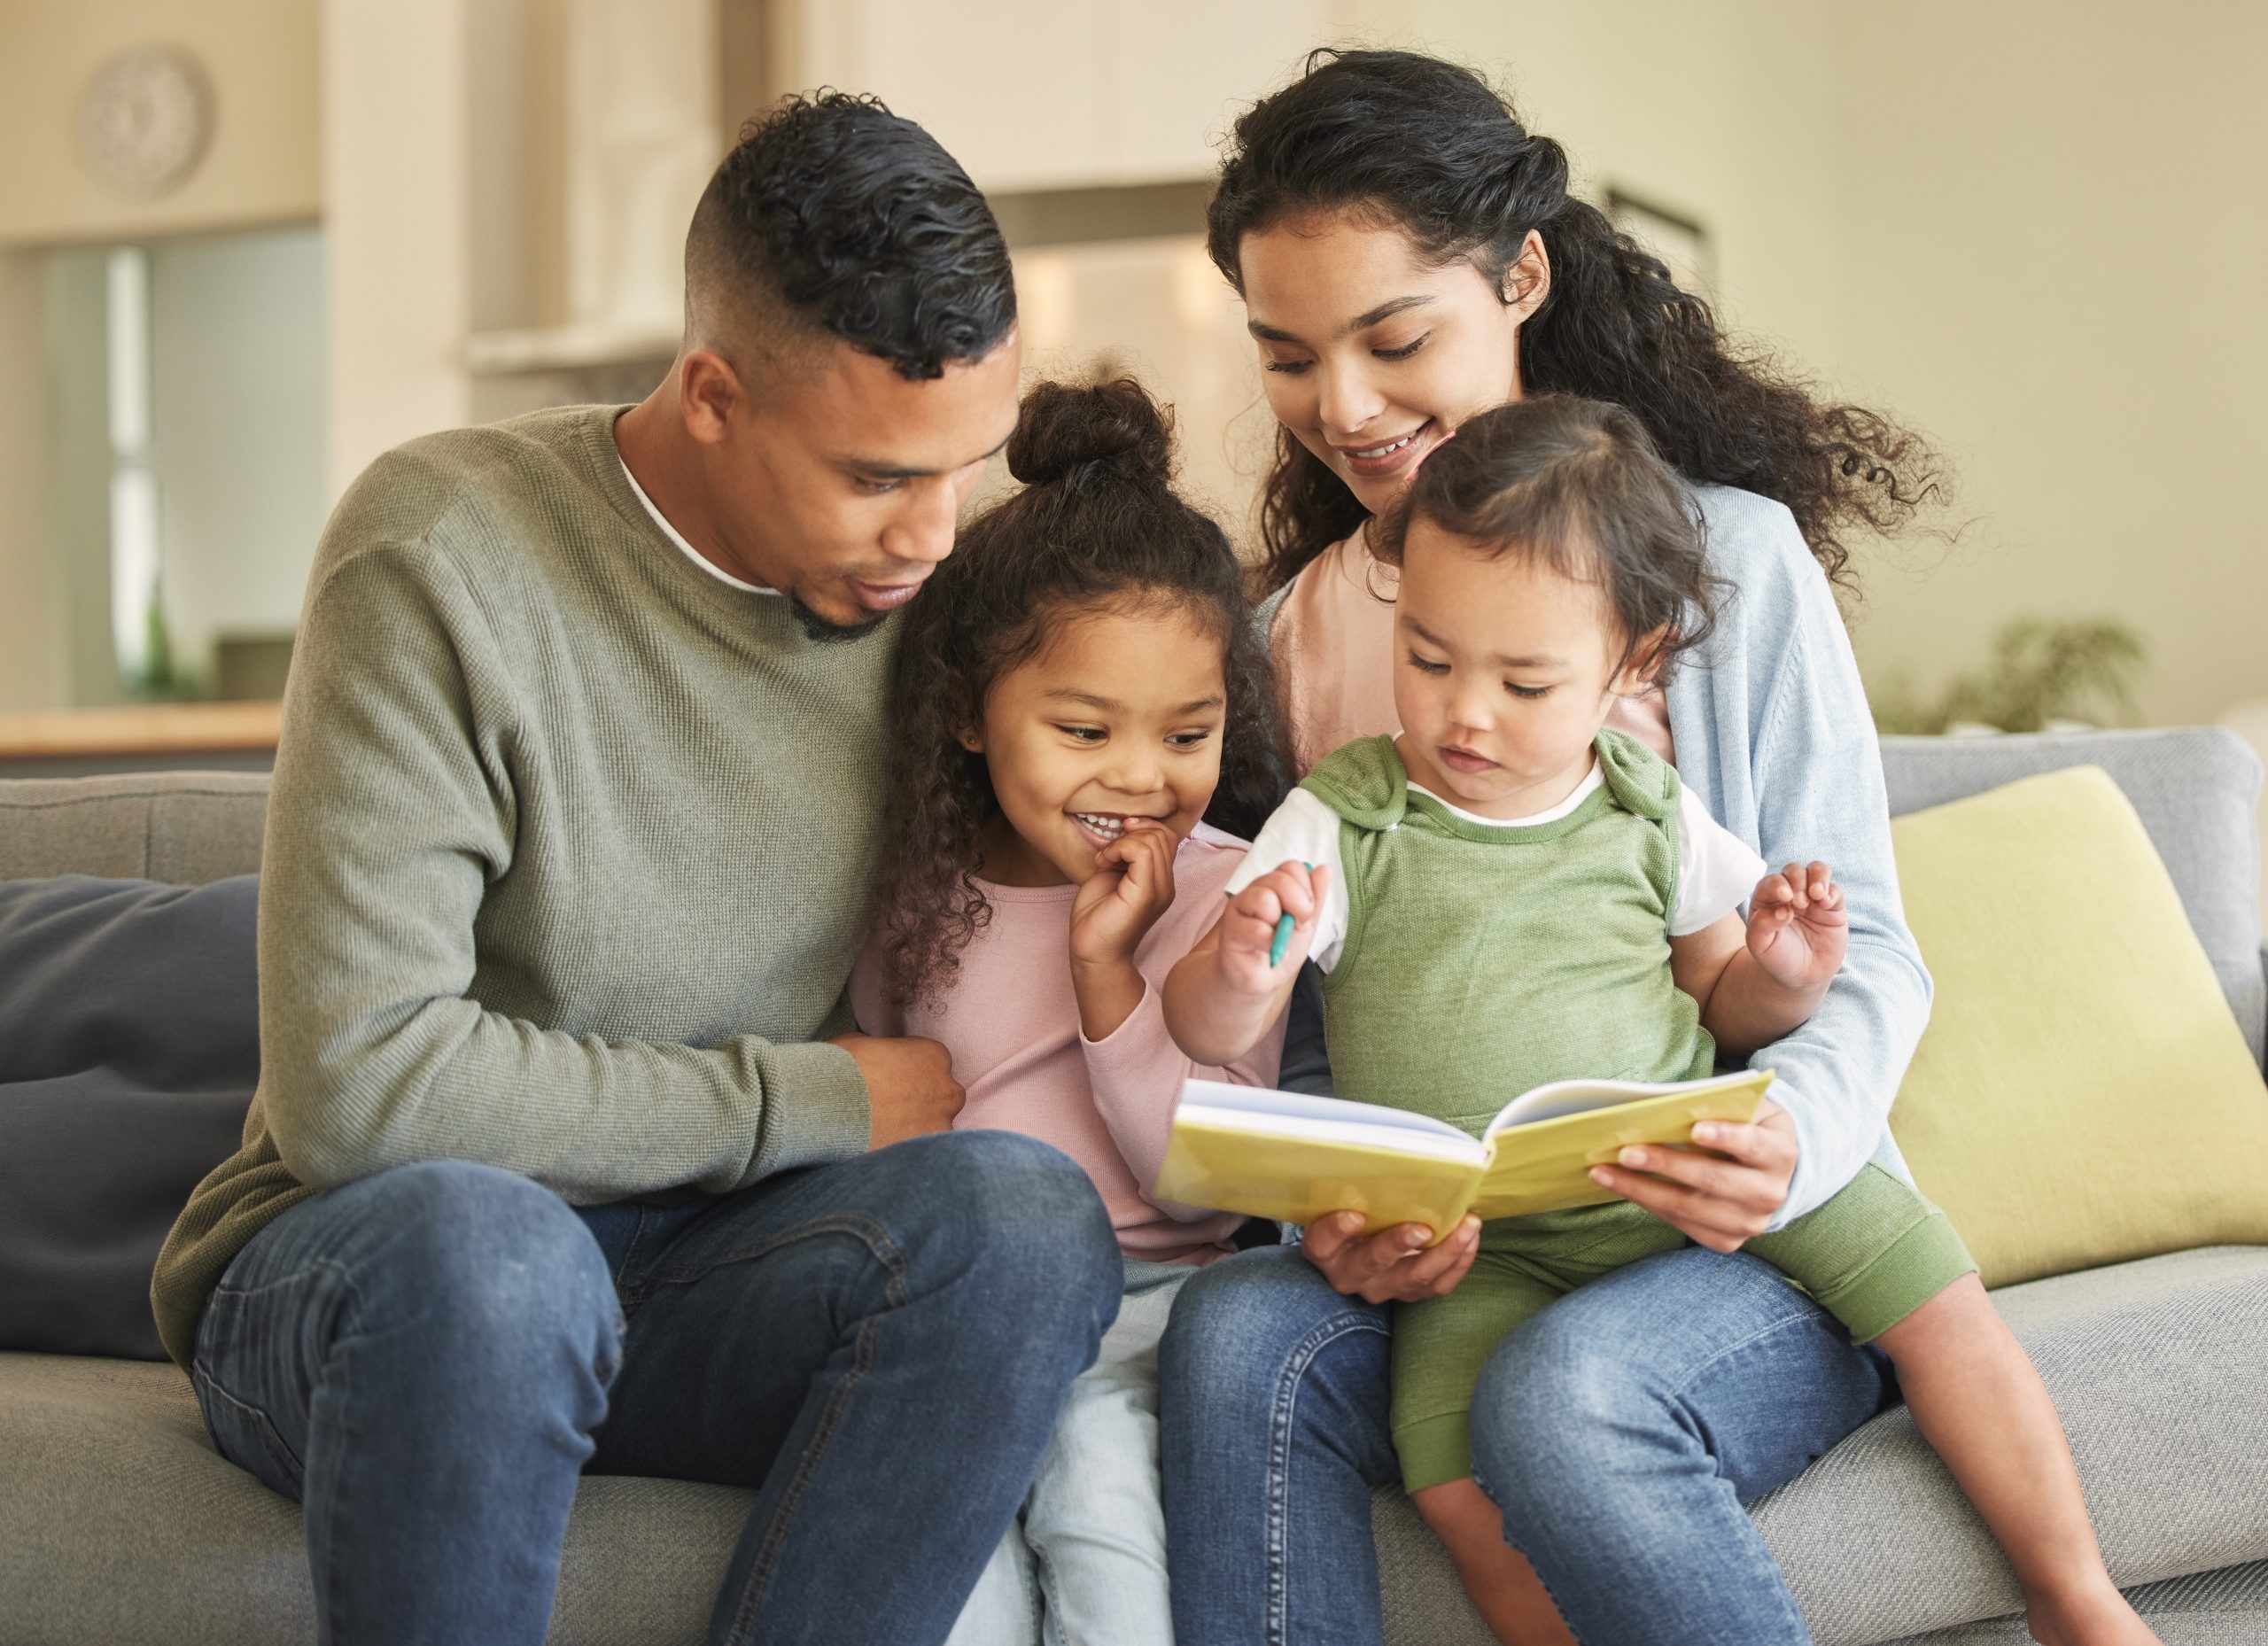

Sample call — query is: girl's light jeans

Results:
[948,1257,1194,1646]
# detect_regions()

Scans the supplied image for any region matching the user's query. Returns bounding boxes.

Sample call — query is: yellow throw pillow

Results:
[1888,764,2268,1289]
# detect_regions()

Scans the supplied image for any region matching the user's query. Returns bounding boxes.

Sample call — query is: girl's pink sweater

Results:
[850,824,1284,1263]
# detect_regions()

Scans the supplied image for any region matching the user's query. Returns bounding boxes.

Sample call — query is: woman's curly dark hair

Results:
[1208,49,1946,597]
[869,377,1287,1006]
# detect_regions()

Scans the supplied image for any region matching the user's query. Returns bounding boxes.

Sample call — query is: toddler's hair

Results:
[1375,396,1721,679]
[871,377,1286,1006]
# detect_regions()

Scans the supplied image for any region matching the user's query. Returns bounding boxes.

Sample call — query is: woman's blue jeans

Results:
[1159,973,1893,1644]
[190,1130,1122,1646]
[1159,1241,1896,1645]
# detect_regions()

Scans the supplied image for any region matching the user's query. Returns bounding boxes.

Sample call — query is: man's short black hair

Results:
[687,91,1015,381]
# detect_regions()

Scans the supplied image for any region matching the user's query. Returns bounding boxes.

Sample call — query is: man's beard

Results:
[790,593,889,645]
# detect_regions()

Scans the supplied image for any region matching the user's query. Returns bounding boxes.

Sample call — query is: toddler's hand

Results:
[1745,860,1848,990]
[1217,860,1330,995]
[1070,820,1179,967]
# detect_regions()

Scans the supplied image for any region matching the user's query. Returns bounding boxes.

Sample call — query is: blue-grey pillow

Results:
[0,874,259,1359]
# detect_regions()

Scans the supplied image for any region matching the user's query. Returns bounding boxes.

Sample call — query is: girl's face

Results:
[965,601,1228,887]
[1390,516,1651,819]
[1237,212,1544,521]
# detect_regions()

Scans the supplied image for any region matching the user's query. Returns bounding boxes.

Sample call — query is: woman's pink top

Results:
[849,825,1284,1265]
[1271,528,1675,775]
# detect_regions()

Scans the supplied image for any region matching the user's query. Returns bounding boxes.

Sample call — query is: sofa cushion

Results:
[1757,1245,2268,1642]
[0,772,269,888]
[1876,1559,2268,1644]
[1879,729,2264,1067]
[1885,767,2268,1287]
[0,1349,752,1646]
[1374,1245,2268,1646]
[0,875,260,1358]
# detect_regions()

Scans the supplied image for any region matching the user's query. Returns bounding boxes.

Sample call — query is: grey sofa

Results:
[3,728,2264,1645]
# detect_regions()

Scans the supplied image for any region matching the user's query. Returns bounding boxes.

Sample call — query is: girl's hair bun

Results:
[1006,376,1174,488]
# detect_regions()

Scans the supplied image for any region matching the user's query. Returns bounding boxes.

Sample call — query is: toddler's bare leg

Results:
[1410,1477,1577,1646]
[1876,1275,2158,1646]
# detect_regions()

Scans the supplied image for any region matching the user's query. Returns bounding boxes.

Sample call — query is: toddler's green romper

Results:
[1299,733,1977,1492]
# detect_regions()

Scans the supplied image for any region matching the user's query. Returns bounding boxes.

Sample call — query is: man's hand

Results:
[1301,1210,1481,1303]
[1069,819,1180,968]
[1745,861,1847,990]
[1588,1097,1798,1253]
[828,1033,965,1150]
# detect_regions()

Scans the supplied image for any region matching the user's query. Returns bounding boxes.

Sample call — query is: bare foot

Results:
[2025,1578,2162,1646]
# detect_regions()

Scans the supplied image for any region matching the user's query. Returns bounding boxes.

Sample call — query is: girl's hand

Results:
[1301,1211,1482,1302]
[1588,1097,1798,1252]
[1745,861,1848,990]
[1216,860,1330,995]
[1070,819,1180,967]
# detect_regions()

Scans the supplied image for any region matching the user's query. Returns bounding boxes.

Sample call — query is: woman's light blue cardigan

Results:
[1666,485,1931,1224]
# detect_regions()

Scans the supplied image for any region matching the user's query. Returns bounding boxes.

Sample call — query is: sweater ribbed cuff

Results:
[748,1039,871,1181]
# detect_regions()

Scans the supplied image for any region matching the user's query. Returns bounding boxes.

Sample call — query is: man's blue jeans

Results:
[190,1130,1122,1646]
[1159,1241,1897,1646]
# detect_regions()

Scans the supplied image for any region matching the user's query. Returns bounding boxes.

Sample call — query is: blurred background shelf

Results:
[0,701,282,777]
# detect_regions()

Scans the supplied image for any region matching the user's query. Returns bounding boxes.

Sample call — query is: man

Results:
[152,93,1122,1646]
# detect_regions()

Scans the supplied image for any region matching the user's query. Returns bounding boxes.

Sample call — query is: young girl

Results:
[850,376,1289,1646]
[1165,398,2155,1646]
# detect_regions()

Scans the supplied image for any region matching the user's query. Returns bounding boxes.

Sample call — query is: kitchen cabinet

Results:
[777,0,1331,191]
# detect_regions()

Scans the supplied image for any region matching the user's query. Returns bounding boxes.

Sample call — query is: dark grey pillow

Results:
[0,874,259,1359]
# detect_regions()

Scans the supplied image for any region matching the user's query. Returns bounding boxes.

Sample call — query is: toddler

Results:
[850,377,1289,1646]
[1165,397,2155,1646]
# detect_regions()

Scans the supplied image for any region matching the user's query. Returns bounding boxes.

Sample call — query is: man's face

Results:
[701,330,1022,630]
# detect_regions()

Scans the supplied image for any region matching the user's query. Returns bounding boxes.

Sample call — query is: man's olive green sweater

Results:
[151,406,892,1369]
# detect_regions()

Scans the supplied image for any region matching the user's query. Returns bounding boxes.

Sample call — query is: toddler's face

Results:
[966,601,1228,887]
[1391,517,1648,819]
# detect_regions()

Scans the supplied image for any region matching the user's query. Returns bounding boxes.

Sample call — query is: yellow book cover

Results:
[1153,1068,1775,1236]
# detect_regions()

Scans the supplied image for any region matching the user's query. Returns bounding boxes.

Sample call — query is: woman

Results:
[1158,48,1944,1646]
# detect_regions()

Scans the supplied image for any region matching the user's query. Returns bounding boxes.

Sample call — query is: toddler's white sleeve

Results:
[1671,785,1771,936]
[1221,790,1353,971]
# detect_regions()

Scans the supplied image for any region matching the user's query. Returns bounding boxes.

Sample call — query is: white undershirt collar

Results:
[1406,752,1605,828]
[618,454,779,597]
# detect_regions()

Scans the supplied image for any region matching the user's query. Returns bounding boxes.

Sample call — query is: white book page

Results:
[1177,1078,1483,1161]
[1483,1074,1738,1139]
[1176,1107,1486,1166]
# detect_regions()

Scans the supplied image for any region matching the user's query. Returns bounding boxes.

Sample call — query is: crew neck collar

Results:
[615,448,779,597]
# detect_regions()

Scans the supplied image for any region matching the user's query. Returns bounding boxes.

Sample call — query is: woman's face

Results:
[1236,212,1542,520]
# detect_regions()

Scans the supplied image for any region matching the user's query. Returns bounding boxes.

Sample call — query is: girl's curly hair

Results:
[1208,49,1946,598]
[869,377,1287,1006]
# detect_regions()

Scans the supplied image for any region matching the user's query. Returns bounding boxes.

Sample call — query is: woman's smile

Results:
[1332,418,1440,482]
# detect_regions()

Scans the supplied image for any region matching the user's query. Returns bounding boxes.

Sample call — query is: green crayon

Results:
[1268,862,1317,967]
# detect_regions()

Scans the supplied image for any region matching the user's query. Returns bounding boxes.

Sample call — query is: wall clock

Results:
[79,44,213,197]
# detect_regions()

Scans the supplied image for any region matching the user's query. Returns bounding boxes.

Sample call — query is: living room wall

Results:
[0,0,320,716]
[1824,0,2268,729]
[2,3,2258,732]
[1386,0,2265,729]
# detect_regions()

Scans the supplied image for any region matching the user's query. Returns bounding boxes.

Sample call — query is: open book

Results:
[1154,1068,1774,1235]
